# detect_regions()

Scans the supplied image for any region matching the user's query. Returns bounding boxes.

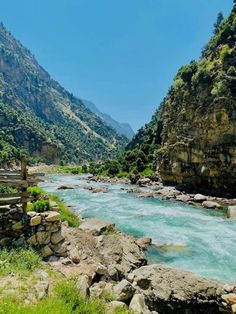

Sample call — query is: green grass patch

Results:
[27,200,51,213]
[0,248,41,276]
[56,166,82,175]
[49,194,80,227]
[140,167,154,176]
[0,280,106,314]
[0,184,17,194]
[27,186,45,199]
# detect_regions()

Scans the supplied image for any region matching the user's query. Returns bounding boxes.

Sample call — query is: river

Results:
[40,174,236,283]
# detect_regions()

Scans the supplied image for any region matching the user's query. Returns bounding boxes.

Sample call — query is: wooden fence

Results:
[0,157,44,211]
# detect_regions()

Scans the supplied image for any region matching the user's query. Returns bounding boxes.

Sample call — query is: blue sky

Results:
[0,0,233,131]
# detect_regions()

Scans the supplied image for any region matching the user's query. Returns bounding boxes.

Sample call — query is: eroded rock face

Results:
[156,7,236,197]
[130,264,235,314]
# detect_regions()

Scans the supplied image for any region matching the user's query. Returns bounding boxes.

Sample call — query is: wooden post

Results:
[21,156,28,212]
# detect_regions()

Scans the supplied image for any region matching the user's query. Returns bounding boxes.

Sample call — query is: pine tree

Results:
[213,12,224,34]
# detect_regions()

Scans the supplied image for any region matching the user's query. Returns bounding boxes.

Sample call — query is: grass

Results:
[0,248,41,276]
[49,194,80,227]
[27,200,51,212]
[0,280,106,314]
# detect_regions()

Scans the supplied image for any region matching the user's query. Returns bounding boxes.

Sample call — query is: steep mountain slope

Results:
[82,99,134,139]
[0,23,127,165]
[157,4,236,196]
[117,4,236,196]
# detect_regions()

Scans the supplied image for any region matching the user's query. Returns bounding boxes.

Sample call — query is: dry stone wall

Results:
[0,206,67,258]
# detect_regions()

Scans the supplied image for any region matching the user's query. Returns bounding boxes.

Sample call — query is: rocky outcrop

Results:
[129,264,236,314]
[157,7,236,197]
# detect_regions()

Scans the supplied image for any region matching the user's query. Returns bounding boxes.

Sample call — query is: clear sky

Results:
[0,0,233,131]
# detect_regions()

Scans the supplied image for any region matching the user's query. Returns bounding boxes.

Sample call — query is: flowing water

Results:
[41,174,236,283]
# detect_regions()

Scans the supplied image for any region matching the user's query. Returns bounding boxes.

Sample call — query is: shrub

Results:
[28,200,50,212]
[0,184,17,194]
[28,186,45,200]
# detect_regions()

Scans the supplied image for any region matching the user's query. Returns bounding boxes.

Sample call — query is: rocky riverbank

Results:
[45,217,236,314]
[86,175,236,217]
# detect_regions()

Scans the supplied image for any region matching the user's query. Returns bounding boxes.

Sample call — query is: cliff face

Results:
[158,6,236,196]
[0,23,127,165]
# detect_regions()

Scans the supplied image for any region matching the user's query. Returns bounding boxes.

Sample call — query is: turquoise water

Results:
[41,174,236,283]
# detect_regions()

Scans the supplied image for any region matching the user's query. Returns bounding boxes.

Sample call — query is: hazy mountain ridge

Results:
[0,23,127,165]
[82,99,134,139]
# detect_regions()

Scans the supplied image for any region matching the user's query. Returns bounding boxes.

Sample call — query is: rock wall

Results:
[0,206,67,258]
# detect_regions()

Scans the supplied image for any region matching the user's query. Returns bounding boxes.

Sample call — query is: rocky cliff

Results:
[0,23,127,165]
[157,4,236,197]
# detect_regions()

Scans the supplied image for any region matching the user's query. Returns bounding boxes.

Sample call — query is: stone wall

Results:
[0,206,67,258]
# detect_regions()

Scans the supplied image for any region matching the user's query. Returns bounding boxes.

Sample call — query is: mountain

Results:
[82,99,134,139]
[127,4,236,196]
[98,4,236,197]
[0,23,127,165]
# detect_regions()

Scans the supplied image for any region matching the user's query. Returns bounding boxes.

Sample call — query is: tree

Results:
[213,12,224,34]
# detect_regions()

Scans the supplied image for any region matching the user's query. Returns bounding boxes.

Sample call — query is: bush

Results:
[28,186,45,200]
[28,200,50,212]
[0,184,17,194]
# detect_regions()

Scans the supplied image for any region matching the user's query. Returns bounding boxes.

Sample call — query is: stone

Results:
[58,185,75,190]
[76,275,90,298]
[194,194,207,202]
[175,194,190,202]
[35,281,50,299]
[12,221,24,230]
[0,237,11,246]
[108,301,127,310]
[108,265,119,281]
[27,235,37,246]
[222,293,236,305]
[202,201,221,209]
[113,279,135,302]
[41,245,53,258]
[95,263,107,275]
[51,231,65,245]
[79,218,115,236]
[30,215,42,226]
[137,237,152,250]
[232,304,236,313]
[227,206,236,219]
[69,247,81,263]
[131,264,226,314]
[27,211,37,217]
[129,294,150,314]
[137,178,152,186]
[36,231,51,245]
[45,212,61,222]
[53,241,68,256]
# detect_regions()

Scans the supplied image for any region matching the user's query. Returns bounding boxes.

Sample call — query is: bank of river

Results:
[40,174,236,283]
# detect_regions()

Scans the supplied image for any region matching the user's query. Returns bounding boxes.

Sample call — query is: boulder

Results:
[131,264,229,314]
[30,215,42,226]
[227,206,236,219]
[113,279,135,302]
[137,178,152,186]
[57,185,74,190]
[45,212,61,222]
[51,231,65,245]
[202,201,221,209]
[79,218,115,236]
[194,194,207,202]
[76,275,90,298]
[69,247,81,263]
[129,294,151,314]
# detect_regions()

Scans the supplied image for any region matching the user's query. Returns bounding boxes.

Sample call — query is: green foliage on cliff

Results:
[0,23,127,166]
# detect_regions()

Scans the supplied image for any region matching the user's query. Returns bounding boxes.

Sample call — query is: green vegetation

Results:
[27,186,80,227]
[0,23,127,167]
[0,280,132,314]
[27,199,51,213]
[0,248,41,276]
[0,184,17,194]
[49,194,80,227]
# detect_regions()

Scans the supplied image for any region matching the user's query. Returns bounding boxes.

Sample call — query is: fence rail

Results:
[0,157,44,211]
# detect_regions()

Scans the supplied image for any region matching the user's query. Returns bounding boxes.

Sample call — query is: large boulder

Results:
[130,264,235,314]
[113,279,135,302]
[79,218,115,236]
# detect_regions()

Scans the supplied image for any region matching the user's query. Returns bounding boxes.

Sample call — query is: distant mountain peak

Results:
[82,99,134,140]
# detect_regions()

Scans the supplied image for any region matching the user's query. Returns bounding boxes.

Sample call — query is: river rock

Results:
[202,201,221,209]
[131,264,228,314]
[137,178,152,186]
[194,194,207,202]
[113,279,135,301]
[227,206,236,219]
[129,294,151,314]
[58,185,75,190]
[79,218,115,236]
[137,237,152,250]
